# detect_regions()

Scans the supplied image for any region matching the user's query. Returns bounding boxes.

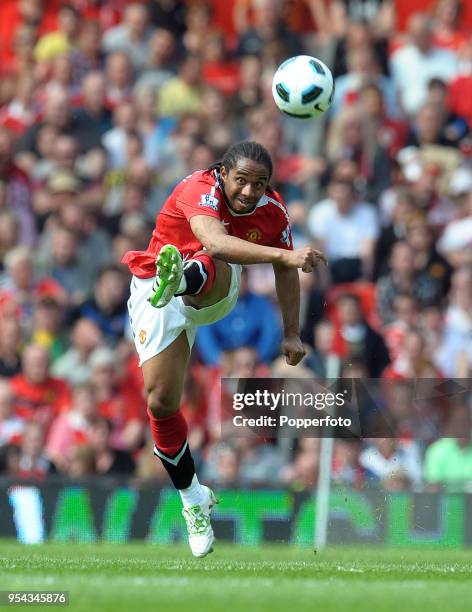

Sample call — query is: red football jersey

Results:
[122,169,293,278]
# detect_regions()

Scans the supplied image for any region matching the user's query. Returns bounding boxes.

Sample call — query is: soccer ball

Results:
[272,55,335,119]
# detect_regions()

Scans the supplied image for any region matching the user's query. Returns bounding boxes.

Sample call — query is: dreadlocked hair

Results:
[208,141,273,179]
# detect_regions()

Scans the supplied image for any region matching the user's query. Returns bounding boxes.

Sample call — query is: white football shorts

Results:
[127,263,242,366]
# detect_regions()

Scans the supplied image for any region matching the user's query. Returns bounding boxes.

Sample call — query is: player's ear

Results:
[220,165,227,182]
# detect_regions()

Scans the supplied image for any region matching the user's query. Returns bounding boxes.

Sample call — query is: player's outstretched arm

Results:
[273,264,306,366]
[190,215,328,268]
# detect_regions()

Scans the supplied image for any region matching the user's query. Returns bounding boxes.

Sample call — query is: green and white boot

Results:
[182,486,218,558]
[149,244,184,308]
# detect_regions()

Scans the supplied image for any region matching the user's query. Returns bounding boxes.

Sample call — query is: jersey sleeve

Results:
[176,175,222,222]
[269,220,294,250]
[267,193,294,251]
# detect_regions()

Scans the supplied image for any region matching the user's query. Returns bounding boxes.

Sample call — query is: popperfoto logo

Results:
[231,389,351,430]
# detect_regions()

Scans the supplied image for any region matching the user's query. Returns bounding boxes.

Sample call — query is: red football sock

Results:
[186,253,216,296]
[147,408,188,457]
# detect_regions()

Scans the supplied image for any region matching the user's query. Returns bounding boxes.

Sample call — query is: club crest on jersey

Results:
[246,228,262,242]
[199,194,219,211]
[139,329,147,344]
[281,225,291,246]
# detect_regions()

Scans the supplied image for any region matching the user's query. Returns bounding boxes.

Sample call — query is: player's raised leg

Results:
[150,244,232,309]
[141,331,217,558]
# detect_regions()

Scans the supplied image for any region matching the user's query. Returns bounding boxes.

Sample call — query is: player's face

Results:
[221,159,270,214]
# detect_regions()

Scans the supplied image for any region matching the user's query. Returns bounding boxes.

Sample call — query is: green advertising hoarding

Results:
[0,479,470,547]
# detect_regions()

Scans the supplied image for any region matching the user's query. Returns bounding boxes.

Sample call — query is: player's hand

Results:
[289,247,328,272]
[282,335,306,366]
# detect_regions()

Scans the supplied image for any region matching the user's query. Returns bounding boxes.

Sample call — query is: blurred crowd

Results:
[0,0,472,493]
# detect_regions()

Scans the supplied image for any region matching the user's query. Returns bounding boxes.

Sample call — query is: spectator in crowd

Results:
[77,265,129,343]
[231,55,264,119]
[235,436,285,486]
[329,0,395,43]
[409,160,457,229]
[202,442,241,488]
[46,382,98,472]
[0,443,21,476]
[300,270,326,346]
[358,82,409,160]
[158,54,204,118]
[425,403,472,491]
[44,55,78,100]
[0,317,22,377]
[326,107,391,202]
[437,265,472,377]
[180,367,209,467]
[419,303,445,370]
[236,0,302,60]
[304,320,336,378]
[432,0,469,52]
[29,295,67,361]
[405,100,463,150]
[90,416,135,476]
[37,224,93,303]
[75,71,112,136]
[332,293,390,377]
[182,2,213,56]
[134,433,169,481]
[374,187,415,278]
[65,443,96,478]
[0,127,36,246]
[308,161,380,283]
[102,101,139,170]
[377,241,444,323]
[329,15,393,79]
[383,293,419,360]
[195,268,282,366]
[51,318,103,385]
[448,39,472,130]
[281,439,320,491]
[384,327,442,379]
[360,437,423,490]
[105,51,135,109]
[424,78,469,146]
[0,378,24,445]
[0,75,37,136]
[134,86,176,171]
[103,3,152,70]
[89,346,145,452]
[136,28,177,91]
[0,247,45,325]
[70,200,112,258]
[16,86,102,173]
[437,172,472,267]
[201,31,239,97]
[390,12,458,116]
[332,440,365,489]
[16,421,55,479]
[0,213,19,267]
[33,168,81,225]
[71,20,104,83]
[331,47,399,120]
[405,211,452,297]
[10,344,71,432]
[33,4,80,64]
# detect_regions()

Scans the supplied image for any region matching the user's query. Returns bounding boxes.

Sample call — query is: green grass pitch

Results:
[1,540,472,612]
